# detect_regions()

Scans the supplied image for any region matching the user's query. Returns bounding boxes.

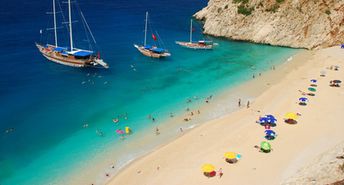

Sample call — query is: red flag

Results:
[97,52,100,59]
[152,33,157,41]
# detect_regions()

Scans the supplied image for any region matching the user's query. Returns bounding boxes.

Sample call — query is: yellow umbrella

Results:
[285,112,298,120]
[224,152,237,159]
[201,164,215,173]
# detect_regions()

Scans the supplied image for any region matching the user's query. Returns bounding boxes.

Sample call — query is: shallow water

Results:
[0,0,297,184]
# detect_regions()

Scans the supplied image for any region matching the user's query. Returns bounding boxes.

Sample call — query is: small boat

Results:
[176,19,215,50]
[134,12,171,58]
[36,0,109,68]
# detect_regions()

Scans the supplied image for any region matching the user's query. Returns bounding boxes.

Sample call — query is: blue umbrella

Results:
[265,115,275,119]
[260,116,277,125]
[310,79,317,83]
[264,130,276,140]
[265,130,275,136]
[259,117,269,123]
[299,97,308,102]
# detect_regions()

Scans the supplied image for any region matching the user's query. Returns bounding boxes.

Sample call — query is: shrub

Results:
[276,0,284,3]
[238,5,254,15]
[325,10,331,15]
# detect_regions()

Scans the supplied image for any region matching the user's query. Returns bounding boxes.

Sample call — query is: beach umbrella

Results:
[310,79,317,83]
[265,130,276,140]
[224,152,240,164]
[224,152,237,159]
[333,80,342,83]
[265,115,275,119]
[308,87,316,92]
[259,117,269,123]
[202,164,215,173]
[265,130,275,135]
[285,112,298,120]
[299,97,308,102]
[260,115,277,124]
[260,141,271,151]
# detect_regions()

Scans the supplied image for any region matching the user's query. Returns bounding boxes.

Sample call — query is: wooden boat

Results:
[134,12,171,58]
[36,0,108,68]
[176,19,215,50]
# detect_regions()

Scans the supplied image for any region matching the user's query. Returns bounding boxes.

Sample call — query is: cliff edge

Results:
[194,0,344,49]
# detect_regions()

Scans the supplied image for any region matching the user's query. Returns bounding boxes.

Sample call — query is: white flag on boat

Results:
[39,29,42,34]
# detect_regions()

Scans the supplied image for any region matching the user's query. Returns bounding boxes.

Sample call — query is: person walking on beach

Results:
[238,98,241,107]
[247,101,250,108]
[155,127,160,135]
[218,168,223,178]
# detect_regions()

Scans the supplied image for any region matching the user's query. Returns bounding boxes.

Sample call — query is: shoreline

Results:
[55,45,298,185]
[106,46,344,185]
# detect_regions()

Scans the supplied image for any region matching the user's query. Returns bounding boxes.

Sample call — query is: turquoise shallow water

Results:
[0,0,298,184]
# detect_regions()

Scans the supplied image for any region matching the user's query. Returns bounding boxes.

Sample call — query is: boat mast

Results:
[53,0,58,47]
[190,19,192,43]
[68,0,73,51]
[144,11,148,46]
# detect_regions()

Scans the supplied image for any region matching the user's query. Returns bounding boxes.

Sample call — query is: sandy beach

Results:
[107,46,344,185]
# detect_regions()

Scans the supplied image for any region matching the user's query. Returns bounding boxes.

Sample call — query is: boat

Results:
[134,12,171,58]
[176,19,215,50]
[35,0,109,68]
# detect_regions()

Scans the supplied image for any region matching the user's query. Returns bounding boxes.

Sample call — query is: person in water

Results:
[113,118,119,123]
[96,129,104,137]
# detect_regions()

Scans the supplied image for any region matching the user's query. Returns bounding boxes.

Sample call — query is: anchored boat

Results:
[36,0,109,68]
[134,12,171,58]
[176,19,215,50]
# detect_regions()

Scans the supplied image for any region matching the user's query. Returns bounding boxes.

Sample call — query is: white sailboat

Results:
[36,0,109,68]
[134,12,171,58]
[176,19,214,50]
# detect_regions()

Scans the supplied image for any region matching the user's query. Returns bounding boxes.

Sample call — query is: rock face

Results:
[194,0,344,49]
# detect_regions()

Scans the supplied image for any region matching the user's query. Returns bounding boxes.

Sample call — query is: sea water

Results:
[0,0,297,184]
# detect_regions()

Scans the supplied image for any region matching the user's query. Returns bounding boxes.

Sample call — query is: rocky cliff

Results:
[194,0,344,49]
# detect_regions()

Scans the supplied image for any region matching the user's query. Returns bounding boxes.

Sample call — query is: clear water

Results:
[0,0,297,184]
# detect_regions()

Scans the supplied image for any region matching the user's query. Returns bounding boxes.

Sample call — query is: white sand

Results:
[107,46,344,185]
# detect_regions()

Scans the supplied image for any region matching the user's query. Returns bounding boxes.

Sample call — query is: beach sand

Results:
[107,46,344,185]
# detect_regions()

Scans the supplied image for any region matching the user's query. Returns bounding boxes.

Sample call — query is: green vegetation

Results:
[325,10,331,15]
[238,5,254,15]
[276,0,285,3]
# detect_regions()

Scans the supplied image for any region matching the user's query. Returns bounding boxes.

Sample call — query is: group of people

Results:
[238,98,250,108]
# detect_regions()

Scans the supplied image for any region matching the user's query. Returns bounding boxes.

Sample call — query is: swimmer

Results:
[112,118,119,123]
[96,129,104,137]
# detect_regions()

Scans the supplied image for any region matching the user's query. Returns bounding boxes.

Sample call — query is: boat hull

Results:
[134,44,171,58]
[175,41,213,50]
[36,43,100,68]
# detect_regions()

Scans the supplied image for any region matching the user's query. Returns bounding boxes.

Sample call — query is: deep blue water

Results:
[0,0,297,184]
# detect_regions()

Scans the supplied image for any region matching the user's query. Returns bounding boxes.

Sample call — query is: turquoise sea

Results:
[0,0,297,184]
